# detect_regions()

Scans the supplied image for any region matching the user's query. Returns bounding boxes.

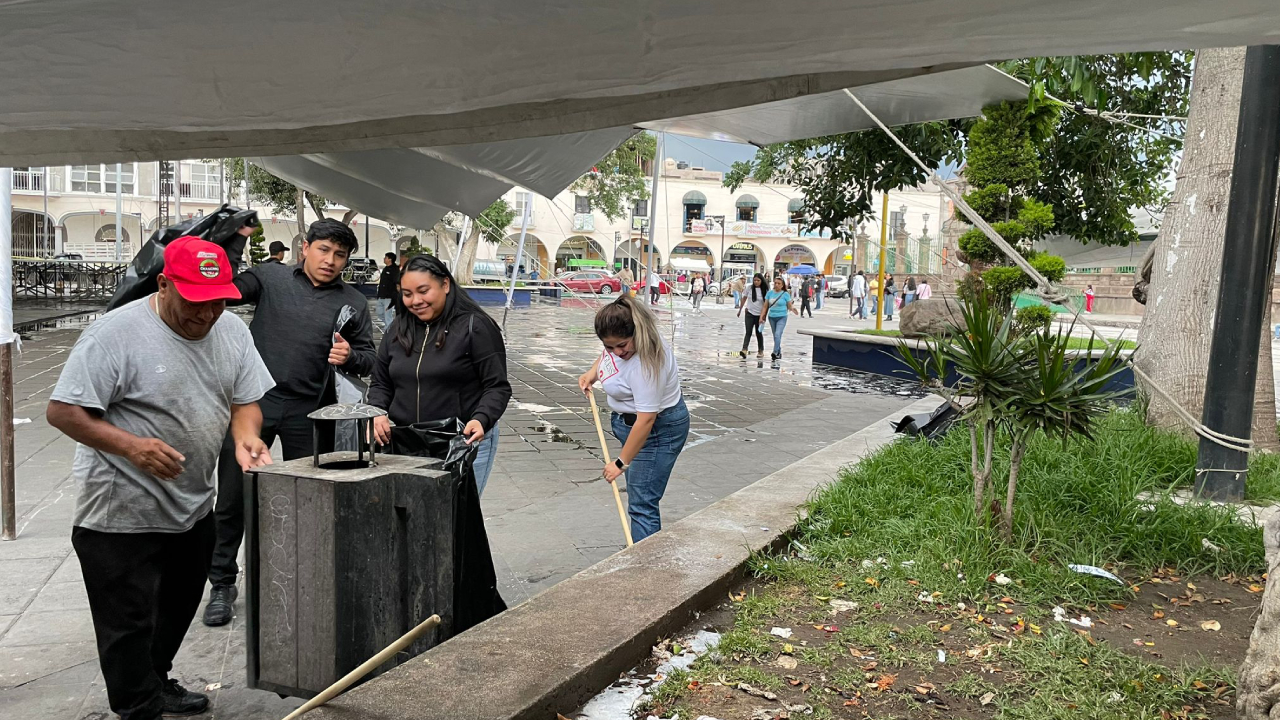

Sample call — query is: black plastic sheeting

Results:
[893,401,959,440]
[386,418,507,634]
[106,204,259,312]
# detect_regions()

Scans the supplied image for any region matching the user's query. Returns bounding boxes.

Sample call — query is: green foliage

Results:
[958,227,1001,265]
[225,158,335,220]
[476,199,517,244]
[964,102,1044,191]
[724,120,970,239]
[962,183,1013,219]
[570,132,656,222]
[399,235,430,258]
[1014,305,1053,335]
[1001,53,1193,246]
[247,225,267,265]
[1018,198,1056,240]
[1029,253,1066,283]
[981,266,1028,307]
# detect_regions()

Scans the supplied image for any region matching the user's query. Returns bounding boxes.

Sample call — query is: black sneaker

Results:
[201,585,237,627]
[161,679,209,716]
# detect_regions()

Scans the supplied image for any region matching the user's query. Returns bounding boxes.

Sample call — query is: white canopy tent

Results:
[2,0,1279,165]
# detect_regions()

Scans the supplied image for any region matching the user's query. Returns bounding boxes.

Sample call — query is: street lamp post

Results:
[710,214,726,303]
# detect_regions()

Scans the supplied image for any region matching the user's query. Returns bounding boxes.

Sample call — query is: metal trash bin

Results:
[244,453,455,698]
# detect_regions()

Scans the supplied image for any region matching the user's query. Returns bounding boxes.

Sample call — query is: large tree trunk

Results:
[295,188,307,237]
[1237,513,1280,719]
[454,227,481,285]
[1135,47,1278,450]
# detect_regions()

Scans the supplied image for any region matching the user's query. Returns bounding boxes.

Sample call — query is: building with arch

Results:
[478,157,949,282]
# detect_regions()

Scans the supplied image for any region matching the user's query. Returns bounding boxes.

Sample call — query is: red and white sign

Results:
[597,351,620,383]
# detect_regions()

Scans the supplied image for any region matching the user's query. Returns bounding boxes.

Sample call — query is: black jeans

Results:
[208,394,317,587]
[800,294,813,317]
[73,513,215,720]
[742,311,764,352]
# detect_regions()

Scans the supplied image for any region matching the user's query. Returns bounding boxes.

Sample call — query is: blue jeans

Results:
[473,426,500,496]
[610,398,690,542]
[768,314,787,356]
[869,294,878,316]
[904,293,915,307]
[375,298,395,330]
[815,290,824,310]
[732,290,742,308]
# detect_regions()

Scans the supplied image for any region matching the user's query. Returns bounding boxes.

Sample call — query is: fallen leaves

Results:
[737,682,778,701]
[979,691,996,706]
[871,674,897,692]
[1200,620,1222,632]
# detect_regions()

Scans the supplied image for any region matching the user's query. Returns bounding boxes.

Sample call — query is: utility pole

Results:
[645,133,664,304]
[1194,45,1280,500]
[501,201,532,333]
[876,193,889,331]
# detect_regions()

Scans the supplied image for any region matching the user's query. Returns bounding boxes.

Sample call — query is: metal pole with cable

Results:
[645,133,663,306]
[501,201,532,333]
[1,167,15,540]
[1194,45,1280,500]
[114,163,124,261]
[875,193,888,331]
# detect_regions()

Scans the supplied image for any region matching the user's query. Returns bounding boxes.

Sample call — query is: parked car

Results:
[826,275,850,298]
[633,276,674,295]
[559,270,622,294]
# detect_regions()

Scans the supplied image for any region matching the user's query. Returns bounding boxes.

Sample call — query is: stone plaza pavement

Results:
[0,293,923,719]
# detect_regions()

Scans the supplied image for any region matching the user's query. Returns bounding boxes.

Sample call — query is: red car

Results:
[558,270,622,294]
[632,276,674,295]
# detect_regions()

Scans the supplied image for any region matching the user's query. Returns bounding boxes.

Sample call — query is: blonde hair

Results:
[594,294,665,378]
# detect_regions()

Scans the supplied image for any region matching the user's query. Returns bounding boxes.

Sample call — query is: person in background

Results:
[617,265,635,296]
[730,273,746,309]
[851,270,868,319]
[46,238,274,720]
[763,276,799,360]
[788,271,802,300]
[265,241,288,264]
[903,276,917,307]
[1085,284,1096,314]
[869,274,880,318]
[916,278,933,300]
[815,273,826,310]
[370,255,512,495]
[690,272,706,310]
[578,295,689,541]
[738,272,767,359]
[203,218,376,628]
[376,252,400,330]
[884,274,897,321]
[799,275,815,318]
[647,267,661,304]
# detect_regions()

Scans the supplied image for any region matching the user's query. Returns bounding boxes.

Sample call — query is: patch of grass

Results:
[719,665,783,691]
[734,590,784,630]
[947,672,998,699]
[633,667,691,717]
[852,328,1138,350]
[782,407,1265,608]
[716,628,772,660]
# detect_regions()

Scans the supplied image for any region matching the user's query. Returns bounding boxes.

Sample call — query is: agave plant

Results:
[897,292,1131,539]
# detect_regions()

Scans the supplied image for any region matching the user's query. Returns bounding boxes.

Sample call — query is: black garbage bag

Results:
[386,418,507,633]
[893,401,960,440]
[106,204,259,311]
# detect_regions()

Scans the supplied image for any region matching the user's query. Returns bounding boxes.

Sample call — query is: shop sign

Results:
[730,221,795,239]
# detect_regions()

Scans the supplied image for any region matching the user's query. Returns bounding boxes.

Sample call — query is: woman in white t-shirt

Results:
[737,272,767,359]
[578,294,689,541]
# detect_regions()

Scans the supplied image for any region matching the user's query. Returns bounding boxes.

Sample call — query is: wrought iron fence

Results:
[12,259,127,300]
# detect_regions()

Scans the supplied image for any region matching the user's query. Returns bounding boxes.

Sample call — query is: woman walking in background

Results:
[916,278,932,300]
[369,255,512,495]
[903,277,917,307]
[883,274,897,321]
[1085,284,1096,314]
[738,273,767,359]
[578,295,689,541]
[690,272,706,311]
[763,276,799,360]
[799,276,815,318]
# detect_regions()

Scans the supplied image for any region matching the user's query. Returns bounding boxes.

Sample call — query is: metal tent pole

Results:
[1,168,15,540]
[646,133,663,305]
[875,193,889,330]
[42,166,51,255]
[1194,45,1280,501]
[175,162,183,224]
[501,201,532,333]
[115,163,124,261]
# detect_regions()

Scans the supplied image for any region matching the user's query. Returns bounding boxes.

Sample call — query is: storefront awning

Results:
[2,1,1277,165]
[736,195,760,209]
[683,191,708,206]
[788,198,805,212]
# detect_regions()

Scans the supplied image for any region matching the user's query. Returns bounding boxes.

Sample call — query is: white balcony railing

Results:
[161,181,221,201]
[573,213,595,232]
[12,170,44,192]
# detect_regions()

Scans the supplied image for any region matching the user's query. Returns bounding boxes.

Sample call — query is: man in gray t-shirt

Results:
[47,237,274,720]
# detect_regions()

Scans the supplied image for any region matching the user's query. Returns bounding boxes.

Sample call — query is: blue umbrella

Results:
[786,265,818,275]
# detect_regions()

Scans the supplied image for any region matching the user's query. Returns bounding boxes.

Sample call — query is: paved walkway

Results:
[0,294,921,719]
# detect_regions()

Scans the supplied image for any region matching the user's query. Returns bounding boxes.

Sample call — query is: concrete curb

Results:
[311,396,941,720]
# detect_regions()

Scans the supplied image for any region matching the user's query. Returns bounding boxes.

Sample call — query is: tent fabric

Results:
[682,191,708,206]
[736,195,760,208]
[2,0,1279,165]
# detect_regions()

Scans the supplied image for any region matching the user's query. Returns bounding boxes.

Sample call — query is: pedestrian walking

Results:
[904,277,917,307]
[764,276,799,360]
[916,278,933,300]
[738,272,767,359]
[884,275,897,320]
[869,275,880,317]
[646,268,661,304]
[617,265,634,296]
[690,273,706,310]
[788,272,802,300]
[203,218,376,627]
[730,273,746,309]
[799,276,815,318]
[815,274,826,310]
[376,251,400,330]
[578,295,689,541]
[1085,284,1096,314]
[46,237,275,720]
[369,254,512,496]
[851,270,868,318]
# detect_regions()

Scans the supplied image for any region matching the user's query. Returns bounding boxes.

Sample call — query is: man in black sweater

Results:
[202,218,376,627]
[376,251,400,330]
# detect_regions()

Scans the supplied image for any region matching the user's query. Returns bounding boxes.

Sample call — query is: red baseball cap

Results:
[162,236,241,303]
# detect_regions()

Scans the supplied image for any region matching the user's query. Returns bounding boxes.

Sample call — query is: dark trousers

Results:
[800,294,813,317]
[73,513,215,720]
[208,394,317,587]
[742,311,764,352]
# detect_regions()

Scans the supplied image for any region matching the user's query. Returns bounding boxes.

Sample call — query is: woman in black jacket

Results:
[369,255,512,495]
